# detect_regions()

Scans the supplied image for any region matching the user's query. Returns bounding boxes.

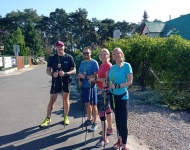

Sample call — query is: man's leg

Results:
[62,80,71,125]
[47,93,58,117]
[63,92,70,116]
[85,102,92,120]
[92,105,98,123]
[40,93,58,127]
[81,88,93,126]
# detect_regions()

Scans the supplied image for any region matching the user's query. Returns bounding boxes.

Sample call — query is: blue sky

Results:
[1,0,190,23]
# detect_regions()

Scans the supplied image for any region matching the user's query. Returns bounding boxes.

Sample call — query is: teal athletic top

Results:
[108,62,132,100]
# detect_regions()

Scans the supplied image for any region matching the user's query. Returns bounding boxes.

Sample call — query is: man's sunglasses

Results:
[83,52,89,55]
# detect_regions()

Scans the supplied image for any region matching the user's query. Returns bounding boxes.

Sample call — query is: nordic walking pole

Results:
[62,77,66,129]
[103,80,109,149]
[103,88,107,149]
[59,69,66,128]
[81,86,84,130]
[78,78,85,130]
[80,85,86,130]
[91,82,95,138]
[84,85,91,143]
[84,122,88,143]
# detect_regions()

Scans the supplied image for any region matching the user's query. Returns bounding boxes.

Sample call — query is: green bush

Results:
[74,35,190,111]
[103,34,190,111]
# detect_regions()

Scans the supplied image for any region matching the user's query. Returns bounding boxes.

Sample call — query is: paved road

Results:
[0,65,150,150]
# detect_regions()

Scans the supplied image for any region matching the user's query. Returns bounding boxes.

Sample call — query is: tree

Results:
[0,17,14,45]
[95,18,115,45]
[49,8,68,43]
[24,21,43,57]
[1,8,141,54]
[2,9,41,50]
[4,27,28,56]
[6,9,41,31]
[153,19,162,22]
[142,10,149,22]
[114,21,140,37]
[68,8,91,49]
[136,10,149,34]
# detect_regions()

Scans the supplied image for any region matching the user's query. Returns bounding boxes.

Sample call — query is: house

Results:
[140,13,190,40]
[140,22,165,38]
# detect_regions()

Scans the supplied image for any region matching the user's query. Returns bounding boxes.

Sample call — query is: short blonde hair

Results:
[99,48,110,61]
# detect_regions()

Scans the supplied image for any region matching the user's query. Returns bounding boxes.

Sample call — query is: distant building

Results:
[141,22,165,38]
[140,13,190,40]
[113,30,120,39]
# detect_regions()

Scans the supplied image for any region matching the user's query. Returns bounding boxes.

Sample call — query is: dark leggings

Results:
[114,97,128,144]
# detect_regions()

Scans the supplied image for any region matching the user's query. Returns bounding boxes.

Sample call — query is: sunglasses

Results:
[83,52,89,55]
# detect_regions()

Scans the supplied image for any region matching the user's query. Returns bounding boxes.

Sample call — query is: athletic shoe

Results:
[122,147,129,150]
[95,137,109,148]
[113,138,122,149]
[107,128,114,135]
[64,116,70,125]
[81,119,92,127]
[99,128,114,136]
[89,122,98,132]
[40,117,51,127]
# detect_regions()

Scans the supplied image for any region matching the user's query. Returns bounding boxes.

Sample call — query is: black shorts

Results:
[50,77,72,94]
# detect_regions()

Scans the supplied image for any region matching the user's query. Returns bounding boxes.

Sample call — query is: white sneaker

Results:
[89,122,98,131]
[96,137,109,147]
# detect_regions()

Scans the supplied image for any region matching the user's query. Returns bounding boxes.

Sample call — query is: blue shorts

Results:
[81,86,97,105]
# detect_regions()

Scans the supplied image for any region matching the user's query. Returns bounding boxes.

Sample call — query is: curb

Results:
[0,67,18,75]
[0,65,38,77]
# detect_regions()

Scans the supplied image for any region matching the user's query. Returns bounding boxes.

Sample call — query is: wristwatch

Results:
[115,83,121,89]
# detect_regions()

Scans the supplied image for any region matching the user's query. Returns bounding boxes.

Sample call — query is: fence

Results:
[17,56,32,69]
[0,56,32,70]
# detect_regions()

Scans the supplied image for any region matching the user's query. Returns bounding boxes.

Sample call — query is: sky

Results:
[1,0,190,24]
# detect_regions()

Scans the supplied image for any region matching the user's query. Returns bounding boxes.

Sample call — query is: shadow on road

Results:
[0,125,88,150]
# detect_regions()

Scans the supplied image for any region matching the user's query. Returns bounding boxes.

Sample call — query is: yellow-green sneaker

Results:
[64,116,70,125]
[40,117,51,127]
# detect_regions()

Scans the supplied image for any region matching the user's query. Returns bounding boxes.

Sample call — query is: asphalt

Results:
[0,65,150,150]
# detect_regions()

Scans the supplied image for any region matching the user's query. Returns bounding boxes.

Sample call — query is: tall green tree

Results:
[24,21,43,57]
[2,9,41,53]
[114,21,140,37]
[136,10,149,34]
[49,8,68,43]
[96,19,115,44]
[68,8,91,49]
[6,9,40,32]
[0,18,14,45]
[142,10,149,22]
[5,27,28,56]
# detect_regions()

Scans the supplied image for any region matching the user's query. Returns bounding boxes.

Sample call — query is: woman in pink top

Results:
[89,48,113,148]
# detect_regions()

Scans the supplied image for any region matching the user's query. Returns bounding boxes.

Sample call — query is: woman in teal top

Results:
[108,47,133,150]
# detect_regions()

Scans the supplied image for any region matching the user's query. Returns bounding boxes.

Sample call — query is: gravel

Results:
[128,90,190,150]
